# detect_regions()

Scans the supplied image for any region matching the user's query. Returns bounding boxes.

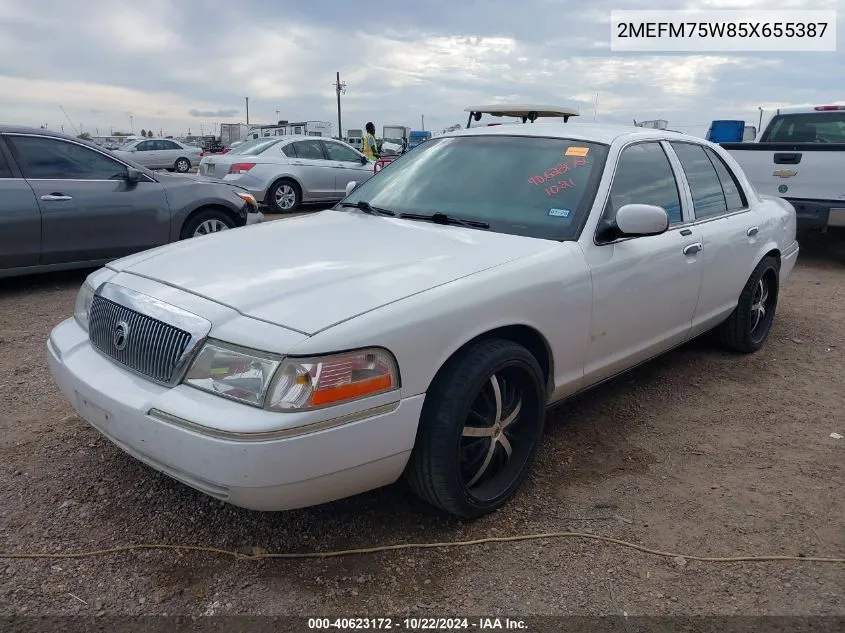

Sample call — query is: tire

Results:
[180,209,236,240]
[267,179,301,213]
[717,255,780,353]
[405,339,547,519]
[174,157,191,173]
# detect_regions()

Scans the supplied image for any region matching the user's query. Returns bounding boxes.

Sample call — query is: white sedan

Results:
[111,138,202,173]
[47,123,799,519]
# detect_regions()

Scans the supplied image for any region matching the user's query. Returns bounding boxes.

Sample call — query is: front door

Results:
[667,141,765,335]
[0,138,41,270]
[287,139,335,200]
[130,139,160,168]
[581,141,704,385]
[5,134,171,265]
[322,140,372,196]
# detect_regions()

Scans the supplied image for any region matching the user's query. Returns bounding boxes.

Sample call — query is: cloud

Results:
[0,0,841,138]
[189,109,240,118]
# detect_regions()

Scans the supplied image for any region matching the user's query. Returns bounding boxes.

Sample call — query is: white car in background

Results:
[47,122,798,519]
[198,136,375,213]
[112,138,202,173]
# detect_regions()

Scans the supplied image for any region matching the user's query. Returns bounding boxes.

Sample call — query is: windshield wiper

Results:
[399,212,489,229]
[339,201,395,216]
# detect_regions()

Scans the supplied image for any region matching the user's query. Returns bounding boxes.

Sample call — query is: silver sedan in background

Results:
[198,136,375,212]
[112,138,202,173]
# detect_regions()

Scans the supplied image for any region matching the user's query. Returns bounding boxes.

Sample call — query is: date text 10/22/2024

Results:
[528,153,590,197]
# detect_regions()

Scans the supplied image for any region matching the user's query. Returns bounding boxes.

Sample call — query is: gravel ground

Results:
[0,225,843,619]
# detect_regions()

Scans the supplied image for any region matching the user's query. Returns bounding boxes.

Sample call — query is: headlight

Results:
[73,282,95,332]
[184,341,281,406]
[265,348,399,411]
[183,342,399,411]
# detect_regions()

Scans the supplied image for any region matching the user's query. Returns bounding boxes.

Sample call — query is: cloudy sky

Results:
[0,0,841,139]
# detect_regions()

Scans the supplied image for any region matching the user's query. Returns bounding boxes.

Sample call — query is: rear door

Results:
[5,134,171,265]
[668,141,764,335]
[0,137,41,271]
[287,139,335,200]
[322,140,373,195]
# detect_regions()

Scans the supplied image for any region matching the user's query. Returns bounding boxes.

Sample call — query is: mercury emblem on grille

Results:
[113,321,130,351]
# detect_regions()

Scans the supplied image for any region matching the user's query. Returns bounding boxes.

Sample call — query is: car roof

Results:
[444,121,701,145]
[0,124,87,140]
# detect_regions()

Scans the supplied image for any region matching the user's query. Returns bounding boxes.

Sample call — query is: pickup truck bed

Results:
[721,141,845,232]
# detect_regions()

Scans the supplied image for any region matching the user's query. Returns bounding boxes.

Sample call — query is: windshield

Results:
[341,135,609,240]
[227,138,282,155]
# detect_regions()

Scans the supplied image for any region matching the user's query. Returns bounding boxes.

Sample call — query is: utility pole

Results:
[129,114,134,133]
[593,93,599,121]
[421,114,425,131]
[758,107,763,130]
[275,109,280,123]
[245,97,250,124]
[334,71,346,140]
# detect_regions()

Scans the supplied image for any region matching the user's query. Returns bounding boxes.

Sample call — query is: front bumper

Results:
[46,318,422,511]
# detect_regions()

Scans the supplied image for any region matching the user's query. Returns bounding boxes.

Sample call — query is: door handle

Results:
[290,161,304,166]
[747,226,759,237]
[40,194,72,201]
[683,242,703,255]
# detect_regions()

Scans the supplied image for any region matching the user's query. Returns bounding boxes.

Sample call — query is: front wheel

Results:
[174,157,191,173]
[405,339,546,519]
[180,209,236,239]
[717,255,780,353]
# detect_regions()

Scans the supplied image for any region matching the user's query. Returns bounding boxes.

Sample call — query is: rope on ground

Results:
[1,531,843,564]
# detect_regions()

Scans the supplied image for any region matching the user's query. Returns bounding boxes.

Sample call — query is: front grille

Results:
[89,294,192,384]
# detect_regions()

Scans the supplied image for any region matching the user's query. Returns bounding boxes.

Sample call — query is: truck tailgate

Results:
[721,142,845,201]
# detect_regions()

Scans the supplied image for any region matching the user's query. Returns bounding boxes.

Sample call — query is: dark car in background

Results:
[0,126,264,279]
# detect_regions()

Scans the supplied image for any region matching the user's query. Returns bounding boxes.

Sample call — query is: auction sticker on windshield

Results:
[565,146,590,157]
[548,208,572,219]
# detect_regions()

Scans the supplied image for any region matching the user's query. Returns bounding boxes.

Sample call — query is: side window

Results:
[7,136,128,180]
[323,142,361,162]
[281,144,296,157]
[604,142,682,225]
[704,147,747,212]
[670,142,728,219]
[136,141,154,151]
[290,140,325,160]
[158,140,178,150]
[0,147,13,178]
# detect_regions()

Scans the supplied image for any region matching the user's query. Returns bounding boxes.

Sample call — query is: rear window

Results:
[229,138,282,156]
[341,135,609,240]
[761,112,845,143]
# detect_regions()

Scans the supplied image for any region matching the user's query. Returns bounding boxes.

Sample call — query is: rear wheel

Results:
[405,339,546,519]
[174,157,191,173]
[717,256,779,353]
[180,209,236,239]
[268,179,301,213]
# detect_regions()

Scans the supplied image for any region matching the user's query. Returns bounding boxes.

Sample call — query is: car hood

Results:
[108,210,558,335]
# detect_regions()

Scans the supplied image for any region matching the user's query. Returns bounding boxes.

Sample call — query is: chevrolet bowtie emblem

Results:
[773,169,798,178]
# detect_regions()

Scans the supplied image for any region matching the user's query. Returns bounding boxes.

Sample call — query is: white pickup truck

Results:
[721,105,845,234]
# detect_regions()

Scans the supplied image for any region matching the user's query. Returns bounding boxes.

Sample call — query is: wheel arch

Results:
[179,203,243,238]
[266,175,304,202]
[425,324,554,396]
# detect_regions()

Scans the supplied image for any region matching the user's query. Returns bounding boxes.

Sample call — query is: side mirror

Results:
[125,168,143,183]
[345,181,358,197]
[615,204,669,236]
[359,155,368,165]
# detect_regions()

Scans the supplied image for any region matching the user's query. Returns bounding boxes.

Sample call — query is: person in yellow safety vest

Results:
[362,121,379,160]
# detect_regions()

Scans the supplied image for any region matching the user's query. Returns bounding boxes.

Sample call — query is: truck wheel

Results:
[717,255,779,353]
[405,339,546,519]
[268,179,301,213]
[180,209,236,239]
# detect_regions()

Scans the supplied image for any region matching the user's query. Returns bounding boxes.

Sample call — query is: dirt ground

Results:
[0,225,843,619]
